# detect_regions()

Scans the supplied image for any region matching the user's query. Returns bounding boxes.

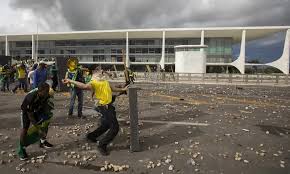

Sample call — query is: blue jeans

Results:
[13,78,27,92]
[68,88,83,116]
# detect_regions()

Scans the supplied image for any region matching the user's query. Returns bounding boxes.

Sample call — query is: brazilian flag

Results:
[17,92,54,158]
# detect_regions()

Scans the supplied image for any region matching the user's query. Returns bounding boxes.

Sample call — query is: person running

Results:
[62,70,128,156]
[18,82,54,160]
[12,63,28,93]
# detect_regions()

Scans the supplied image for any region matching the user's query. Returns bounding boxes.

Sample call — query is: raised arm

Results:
[62,78,92,90]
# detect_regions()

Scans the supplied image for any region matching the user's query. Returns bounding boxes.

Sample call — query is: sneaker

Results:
[40,140,53,149]
[19,149,28,161]
[97,146,109,156]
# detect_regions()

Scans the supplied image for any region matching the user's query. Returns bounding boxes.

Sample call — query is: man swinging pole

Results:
[62,69,128,156]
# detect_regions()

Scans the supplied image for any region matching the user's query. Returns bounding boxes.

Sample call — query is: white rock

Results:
[100,167,106,171]
[168,165,174,171]
[174,142,179,145]
[165,159,172,164]
[20,168,26,172]
[243,160,249,163]
[280,164,285,168]
[63,160,68,165]
[1,151,6,155]
[266,131,269,135]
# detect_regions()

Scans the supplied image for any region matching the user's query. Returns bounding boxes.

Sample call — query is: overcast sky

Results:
[0,0,289,61]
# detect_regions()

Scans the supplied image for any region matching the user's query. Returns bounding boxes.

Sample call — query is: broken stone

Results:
[168,165,174,171]
[187,158,196,166]
[165,158,172,164]
[234,152,242,161]
[36,159,43,163]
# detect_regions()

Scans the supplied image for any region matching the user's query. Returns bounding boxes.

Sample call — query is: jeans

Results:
[1,78,9,92]
[13,78,27,92]
[68,88,83,116]
[87,104,119,148]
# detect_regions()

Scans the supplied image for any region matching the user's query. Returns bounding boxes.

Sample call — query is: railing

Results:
[111,72,290,85]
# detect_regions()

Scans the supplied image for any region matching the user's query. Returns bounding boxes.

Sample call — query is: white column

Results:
[32,35,35,61]
[231,30,246,74]
[266,29,290,74]
[125,32,130,68]
[160,31,166,70]
[200,30,204,45]
[5,35,9,56]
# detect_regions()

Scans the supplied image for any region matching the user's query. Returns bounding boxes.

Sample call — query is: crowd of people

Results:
[0,58,134,160]
[0,61,58,93]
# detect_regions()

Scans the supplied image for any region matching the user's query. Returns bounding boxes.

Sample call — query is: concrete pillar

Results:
[5,36,9,56]
[32,35,35,61]
[128,87,141,152]
[266,29,290,74]
[126,32,130,68]
[231,30,246,74]
[200,30,205,45]
[160,31,166,70]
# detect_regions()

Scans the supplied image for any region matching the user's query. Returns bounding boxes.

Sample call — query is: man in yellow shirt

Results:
[62,71,128,156]
[12,63,28,93]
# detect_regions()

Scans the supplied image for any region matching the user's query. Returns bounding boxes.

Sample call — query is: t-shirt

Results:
[89,79,112,105]
[21,89,49,113]
[17,67,26,79]
[28,70,35,84]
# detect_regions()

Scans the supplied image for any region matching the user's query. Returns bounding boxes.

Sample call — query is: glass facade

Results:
[0,37,233,63]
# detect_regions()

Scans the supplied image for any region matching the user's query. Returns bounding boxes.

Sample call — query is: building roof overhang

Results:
[0,26,289,43]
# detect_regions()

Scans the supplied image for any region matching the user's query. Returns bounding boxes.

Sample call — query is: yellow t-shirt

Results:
[18,67,26,79]
[90,79,112,105]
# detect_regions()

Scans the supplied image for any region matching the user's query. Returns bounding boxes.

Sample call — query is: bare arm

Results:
[62,79,92,90]
[110,82,128,92]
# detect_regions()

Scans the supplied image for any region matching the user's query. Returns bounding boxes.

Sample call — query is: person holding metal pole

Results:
[62,69,128,156]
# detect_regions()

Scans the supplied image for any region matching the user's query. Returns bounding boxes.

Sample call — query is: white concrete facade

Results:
[175,45,207,73]
[1,26,290,74]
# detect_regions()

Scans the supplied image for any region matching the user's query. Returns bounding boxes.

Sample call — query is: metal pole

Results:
[229,73,232,83]
[128,87,141,152]
[216,73,218,83]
